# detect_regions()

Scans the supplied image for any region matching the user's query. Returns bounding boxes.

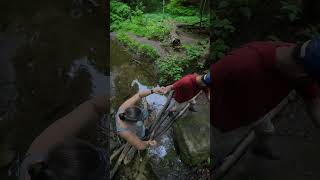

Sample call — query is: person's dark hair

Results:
[119,106,142,122]
[28,140,107,180]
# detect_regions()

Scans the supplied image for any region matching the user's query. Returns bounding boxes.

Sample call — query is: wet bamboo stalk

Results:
[110,143,132,179]
[110,144,125,161]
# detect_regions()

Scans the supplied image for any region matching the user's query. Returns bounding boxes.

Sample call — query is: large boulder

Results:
[173,95,210,167]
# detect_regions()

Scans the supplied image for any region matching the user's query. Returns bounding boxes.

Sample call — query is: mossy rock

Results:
[116,153,157,180]
[173,100,210,167]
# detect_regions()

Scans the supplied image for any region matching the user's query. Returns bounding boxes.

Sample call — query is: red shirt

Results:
[211,41,319,132]
[173,74,201,103]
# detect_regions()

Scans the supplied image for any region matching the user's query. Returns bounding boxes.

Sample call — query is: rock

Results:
[173,97,210,167]
[116,153,157,180]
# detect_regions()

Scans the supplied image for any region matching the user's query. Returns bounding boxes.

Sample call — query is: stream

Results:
[0,1,106,179]
[110,38,195,179]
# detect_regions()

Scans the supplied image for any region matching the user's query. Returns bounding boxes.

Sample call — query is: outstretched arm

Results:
[118,89,152,111]
[27,95,107,154]
[118,87,163,111]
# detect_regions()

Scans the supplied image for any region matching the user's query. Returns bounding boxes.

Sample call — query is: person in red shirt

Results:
[163,37,320,159]
[164,73,209,112]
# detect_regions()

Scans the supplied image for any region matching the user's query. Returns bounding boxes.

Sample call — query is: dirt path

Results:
[128,33,168,58]
[126,22,209,58]
[214,98,320,180]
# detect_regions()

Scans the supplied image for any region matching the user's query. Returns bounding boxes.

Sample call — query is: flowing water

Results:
[110,38,192,179]
[0,1,106,179]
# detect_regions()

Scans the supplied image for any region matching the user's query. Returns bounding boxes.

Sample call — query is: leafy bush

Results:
[183,42,207,63]
[138,44,160,60]
[210,39,230,61]
[280,0,302,22]
[166,0,198,16]
[110,0,132,31]
[157,42,208,85]
[119,14,171,41]
[173,15,208,26]
[211,13,235,39]
[157,55,184,85]
[298,25,320,39]
[116,32,160,59]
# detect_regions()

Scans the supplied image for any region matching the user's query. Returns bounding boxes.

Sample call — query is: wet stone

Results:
[173,97,210,167]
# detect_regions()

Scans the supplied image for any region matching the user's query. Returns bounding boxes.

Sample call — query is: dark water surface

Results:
[0,1,107,179]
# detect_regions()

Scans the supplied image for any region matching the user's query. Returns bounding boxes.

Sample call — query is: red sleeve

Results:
[172,74,195,91]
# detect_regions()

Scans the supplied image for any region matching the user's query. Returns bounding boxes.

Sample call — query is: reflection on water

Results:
[110,38,157,111]
[0,1,106,179]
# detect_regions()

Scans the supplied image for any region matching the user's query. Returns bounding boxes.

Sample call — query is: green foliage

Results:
[210,39,230,61]
[166,0,198,16]
[110,0,132,31]
[298,25,320,39]
[157,42,208,85]
[116,32,160,59]
[212,13,235,39]
[118,14,171,41]
[138,44,160,60]
[183,42,207,65]
[280,0,302,22]
[216,0,254,20]
[157,55,184,85]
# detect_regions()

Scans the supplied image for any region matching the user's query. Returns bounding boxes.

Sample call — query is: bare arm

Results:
[118,131,150,150]
[118,89,152,111]
[27,95,107,154]
[119,88,164,111]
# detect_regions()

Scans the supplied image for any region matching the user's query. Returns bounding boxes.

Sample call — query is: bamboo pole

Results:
[110,143,131,179]
[110,144,125,161]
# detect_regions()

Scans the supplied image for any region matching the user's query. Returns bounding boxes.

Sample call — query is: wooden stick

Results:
[110,143,132,179]
[110,144,125,161]
[212,90,296,180]
[124,147,137,165]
